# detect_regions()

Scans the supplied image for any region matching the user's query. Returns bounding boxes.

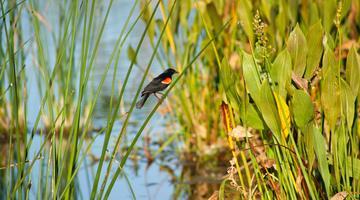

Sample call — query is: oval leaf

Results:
[321,48,340,130]
[242,51,261,103]
[291,90,314,128]
[345,45,360,96]
[257,80,281,137]
[305,20,323,79]
[270,49,292,98]
[287,24,308,77]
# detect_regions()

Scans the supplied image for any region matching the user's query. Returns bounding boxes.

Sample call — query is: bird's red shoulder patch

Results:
[161,77,172,84]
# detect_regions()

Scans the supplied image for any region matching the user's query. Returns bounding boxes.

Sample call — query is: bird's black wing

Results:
[141,77,163,96]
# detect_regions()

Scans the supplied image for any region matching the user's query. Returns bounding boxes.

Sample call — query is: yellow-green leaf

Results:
[345,45,360,96]
[291,90,314,128]
[340,79,356,132]
[241,101,265,130]
[273,92,290,138]
[287,24,308,77]
[305,20,323,79]
[257,80,281,137]
[242,51,261,103]
[321,48,340,130]
[270,49,292,99]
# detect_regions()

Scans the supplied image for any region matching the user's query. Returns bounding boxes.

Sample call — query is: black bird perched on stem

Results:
[136,68,178,109]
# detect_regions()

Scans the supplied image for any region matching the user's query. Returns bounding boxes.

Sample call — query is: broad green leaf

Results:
[241,52,267,131]
[305,21,323,79]
[257,80,281,136]
[311,124,331,197]
[321,48,340,130]
[322,47,338,76]
[291,90,314,128]
[242,51,261,102]
[345,46,360,96]
[287,24,308,77]
[340,79,356,132]
[241,101,265,130]
[270,49,292,98]
[273,92,290,138]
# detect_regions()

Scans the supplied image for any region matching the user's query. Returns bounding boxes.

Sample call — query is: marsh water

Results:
[22,1,177,199]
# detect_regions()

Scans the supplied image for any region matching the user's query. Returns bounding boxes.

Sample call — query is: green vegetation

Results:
[140,0,360,199]
[1,0,360,199]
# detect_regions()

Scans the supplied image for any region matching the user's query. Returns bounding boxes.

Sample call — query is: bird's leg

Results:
[156,92,164,97]
[154,93,162,100]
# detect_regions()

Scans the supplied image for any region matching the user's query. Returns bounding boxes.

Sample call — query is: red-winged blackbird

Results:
[136,68,178,109]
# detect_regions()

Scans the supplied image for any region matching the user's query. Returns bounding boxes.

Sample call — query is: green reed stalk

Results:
[63,0,118,198]
[1,1,25,197]
[103,19,230,199]
[89,1,159,198]
[97,0,165,197]
[56,0,80,187]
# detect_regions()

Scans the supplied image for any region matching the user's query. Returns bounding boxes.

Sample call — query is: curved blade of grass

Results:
[219,179,230,200]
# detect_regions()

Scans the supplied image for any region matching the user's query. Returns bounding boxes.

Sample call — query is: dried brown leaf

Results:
[330,191,348,200]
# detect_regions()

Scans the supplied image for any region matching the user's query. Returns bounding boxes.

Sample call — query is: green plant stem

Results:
[103,18,231,199]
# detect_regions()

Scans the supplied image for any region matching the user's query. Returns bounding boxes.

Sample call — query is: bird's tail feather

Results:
[136,94,150,109]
